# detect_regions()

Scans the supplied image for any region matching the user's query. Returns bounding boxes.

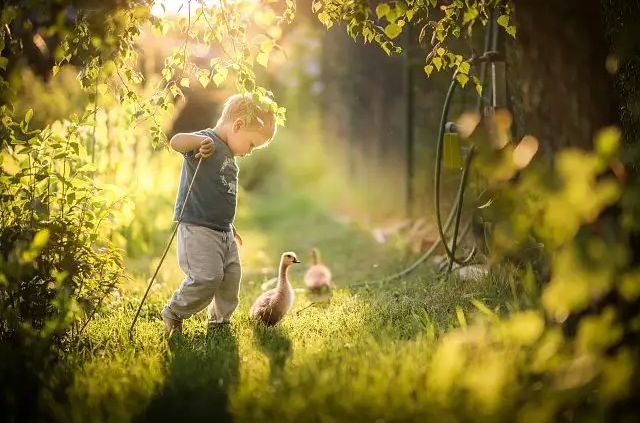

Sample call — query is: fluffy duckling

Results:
[249,251,301,326]
[304,247,332,292]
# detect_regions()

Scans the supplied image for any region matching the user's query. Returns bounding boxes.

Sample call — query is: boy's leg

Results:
[207,237,242,325]
[162,223,226,327]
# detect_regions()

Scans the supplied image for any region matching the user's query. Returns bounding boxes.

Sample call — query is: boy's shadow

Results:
[252,324,292,382]
[137,325,239,423]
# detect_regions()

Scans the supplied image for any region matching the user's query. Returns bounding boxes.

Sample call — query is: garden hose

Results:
[128,156,203,339]
[445,145,477,273]
[433,71,474,270]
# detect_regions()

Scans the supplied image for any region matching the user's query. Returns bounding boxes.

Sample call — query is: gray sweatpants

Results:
[161,222,242,325]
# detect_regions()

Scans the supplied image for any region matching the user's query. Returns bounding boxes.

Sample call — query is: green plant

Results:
[0,110,127,421]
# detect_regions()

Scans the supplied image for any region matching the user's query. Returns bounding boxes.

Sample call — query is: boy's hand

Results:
[233,227,243,247]
[195,137,214,159]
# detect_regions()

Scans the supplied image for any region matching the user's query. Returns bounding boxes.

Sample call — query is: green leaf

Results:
[180,77,190,88]
[260,39,275,53]
[213,73,225,87]
[97,83,109,96]
[362,26,371,42]
[456,73,469,87]
[386,8,398,23]
[497,14,509,28]
[433,57,443,71]
[313,1,322,13]
[376,3,390,19]
[256,52,269,67]
[406,10,415,21]
[384,23,402,40]
[506,26,516,37]
[0,56,6,71]
[456,306,467,329]
[473,76,483,95]
[32,229,50,250]
[347,19,362,41]
[25,109,33,124]
[463,8,479,24]
[470,299,497,319]
[382,41,392,56]
[198,72,210,88]
[458,61,470,75]
[595,126,621,159]
[435,22,445,42]
[217,67,229,80]
[424,64,434,76]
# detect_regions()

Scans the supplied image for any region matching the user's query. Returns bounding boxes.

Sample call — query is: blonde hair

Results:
[216,93,277,141]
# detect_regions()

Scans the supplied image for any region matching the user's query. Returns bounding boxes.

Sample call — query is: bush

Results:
[0,110,126,422]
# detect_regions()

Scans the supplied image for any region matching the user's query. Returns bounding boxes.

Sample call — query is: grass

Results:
[60,188,519,423]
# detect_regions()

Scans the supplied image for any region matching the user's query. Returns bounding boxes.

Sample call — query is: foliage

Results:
[0,108,128,335]
[312,0,515,92]
[1,0,290,147]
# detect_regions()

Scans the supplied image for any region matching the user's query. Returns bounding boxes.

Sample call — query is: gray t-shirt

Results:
[172,129,238,232]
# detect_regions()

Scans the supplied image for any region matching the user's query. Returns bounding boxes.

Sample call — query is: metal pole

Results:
[403,23,415,217]
[347,42,358,179]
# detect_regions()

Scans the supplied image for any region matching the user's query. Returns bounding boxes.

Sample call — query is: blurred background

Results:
[4,0,492,274]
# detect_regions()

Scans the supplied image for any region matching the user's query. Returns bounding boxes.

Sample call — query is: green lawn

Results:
[64,190,515,423]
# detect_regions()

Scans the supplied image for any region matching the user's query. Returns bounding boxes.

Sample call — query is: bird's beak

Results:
[293,258,301,263]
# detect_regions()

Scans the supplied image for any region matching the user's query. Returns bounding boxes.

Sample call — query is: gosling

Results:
[304,247,332,292]
[249,251,301,326]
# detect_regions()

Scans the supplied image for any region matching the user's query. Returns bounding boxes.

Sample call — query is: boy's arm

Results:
[170,133,215,159]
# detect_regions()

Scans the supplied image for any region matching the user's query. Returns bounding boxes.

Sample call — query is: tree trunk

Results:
[511,0,619,157]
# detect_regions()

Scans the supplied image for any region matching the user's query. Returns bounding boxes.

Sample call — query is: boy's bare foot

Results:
[162,315,183,334]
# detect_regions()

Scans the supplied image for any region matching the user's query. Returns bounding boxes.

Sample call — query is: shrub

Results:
[0,110,127,421]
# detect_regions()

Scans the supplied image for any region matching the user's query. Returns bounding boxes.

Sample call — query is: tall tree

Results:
[511,0,618,157]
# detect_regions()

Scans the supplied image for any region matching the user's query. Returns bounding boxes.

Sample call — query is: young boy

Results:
[161,93,277,333]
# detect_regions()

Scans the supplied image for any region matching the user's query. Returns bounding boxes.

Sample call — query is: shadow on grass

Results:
[252,324,292,381]
[136,324,239,423]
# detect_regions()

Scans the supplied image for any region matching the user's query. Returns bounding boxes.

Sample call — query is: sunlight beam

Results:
[150,0,257,17]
